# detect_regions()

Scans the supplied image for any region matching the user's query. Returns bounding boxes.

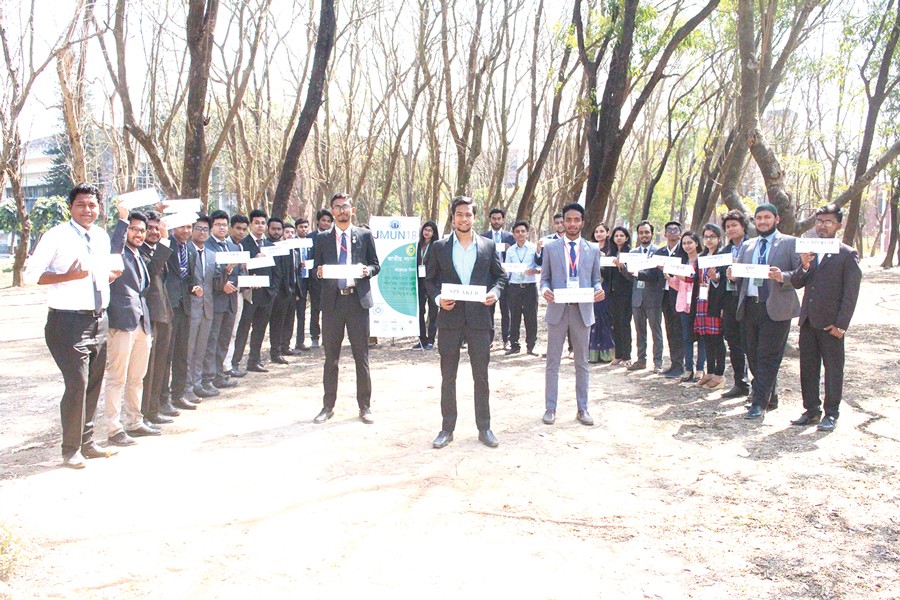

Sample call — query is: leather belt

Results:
[746,296,762,304]
[338,288,356,296]
[515,283,535,288]
[49,308,105,318]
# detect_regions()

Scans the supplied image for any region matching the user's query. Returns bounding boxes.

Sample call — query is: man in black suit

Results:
[312,193,380,424]
[306,209,333,348]
[789,204,862,432]
[426,196,507,449]
[291,217,313,351]
[482,207,515,349]
[265,217,294,365]
[163,220,201,411]
[720,209,751,398]
[140,211,178,422]
[104,206,160,446]
[203,210,243,390]
[657,220,686,377]
[232,209,276,373]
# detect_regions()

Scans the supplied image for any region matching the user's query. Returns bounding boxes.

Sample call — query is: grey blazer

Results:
[735,230,801,322]
[540,237,601,328]
[622,244,664,309]
[207,237,242,314]
[189,242,217,320]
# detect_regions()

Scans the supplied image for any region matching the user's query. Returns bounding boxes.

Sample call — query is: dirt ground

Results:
[1,258,898,599]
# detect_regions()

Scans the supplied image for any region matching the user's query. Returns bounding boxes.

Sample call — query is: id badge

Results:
[752,278,765,287]
[418,265,426,278]
[567,277,579,289]
[726,280,735,292]
[698,285,709,300]
[636,281,645,289]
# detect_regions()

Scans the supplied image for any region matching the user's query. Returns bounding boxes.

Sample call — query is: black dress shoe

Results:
[359,408,374,424]
[790,411,822,426]
[126,424,162,437]
[527,348,538,356]
[744,405,764,419]
[284,348,302,356]
[662,367,685,379]
[142,419,162,430]
[271,355,290,365]
[295,344,311,352]
[108,431,137,446]
[577,410,594,426]
[213,377,238,389]
[432,430,453,449]
[542,410,556,425]
[313,408,334,423]
[146,415,173,425]
[310,339,320,348]
[226,368,247,378]
[722,385,750,399]
[817,415,837,431]
[478,429,499,448]
[159,402,181,417]
[504,346,521,356]
[81,443,116,459]
[172,398,198,411]
[247,362,269,373]
[194,386,219,399]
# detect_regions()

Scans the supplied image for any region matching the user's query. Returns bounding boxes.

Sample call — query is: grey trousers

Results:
[545,305,591,413]
[186,313,213,392]
[632,305,663,367]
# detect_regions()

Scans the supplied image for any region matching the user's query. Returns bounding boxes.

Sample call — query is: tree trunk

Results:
[271,0,336,219]
[882,180,899,268]
[9,165,30,287]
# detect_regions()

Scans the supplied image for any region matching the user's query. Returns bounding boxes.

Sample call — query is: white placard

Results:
[795,237,840,254]
[698,253,734,269]
[600,256,617,268]
[116,188,159,210]
[441,283,486,302]
[552,287,595,303]
[302,259,315,270]
[237,275,270,287]
[163,212,199,229]
[106,253,125,272]
[162,199,202,214]
[730,263,772,278]
[698,285,709,300]
[663,263,694,277]
[627,259,654,274]
[322,263,365,279]
[652,255,683,268]
[495,242,508,253]
[215,251,250,264]
[267,245,291,257]
[276,237,313,249]
[502,262,530,274]
[246,255,275,270]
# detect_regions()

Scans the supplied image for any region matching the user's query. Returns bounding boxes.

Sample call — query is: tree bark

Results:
[882,179,899,268]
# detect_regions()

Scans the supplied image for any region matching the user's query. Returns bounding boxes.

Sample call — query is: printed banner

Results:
[369,216,420,337]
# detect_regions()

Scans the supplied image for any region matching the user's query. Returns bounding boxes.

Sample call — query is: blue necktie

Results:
[758,238,769,302]
[569,241,577,277]
[338,232,348,290]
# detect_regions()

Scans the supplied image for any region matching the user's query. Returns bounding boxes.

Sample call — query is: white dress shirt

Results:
[333,224,355,287]
[25,220,112,310]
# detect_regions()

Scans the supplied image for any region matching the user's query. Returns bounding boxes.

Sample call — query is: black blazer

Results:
[481,229,515,261]
[108,220,151,334]
[790,243,862,330]
[689,256,726,320]
[240,235,276,303]
[139,241,174,324]
[164,239,199,316]
[425,234,507,330]
[314,226,380,310]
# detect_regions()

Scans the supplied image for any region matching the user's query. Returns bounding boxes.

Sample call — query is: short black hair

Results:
[512,220,530,232]
[230,214,249,226]
[489,207,505,218]
[636,219,654,234]
[267,217,284,227]
[552,212,563,221]
[316,208,333,221]
[330,193,351,206]
[283,221,296,230]
[722,209,749,232]
[664,220,682,231]
[249,209,268,222]
[68,183,102,206]
[209,209,229,224]
[145,210,162,223]
[296,217,310,226]
[561,203,584,218]
[194,214,212,227]
[450,196,476,216]
[815,203,844,223]
[128,211,148,225]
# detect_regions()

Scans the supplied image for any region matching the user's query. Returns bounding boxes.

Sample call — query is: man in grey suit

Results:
[185,215,217,401]
[727,204,801,419]
[621,220,665,371]
[425,196,507,449]
[203,210,242,391]
[540,203,604,426]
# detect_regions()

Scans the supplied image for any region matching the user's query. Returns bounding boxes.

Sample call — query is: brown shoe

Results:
[626,360,646,371]
[695,373,712,387]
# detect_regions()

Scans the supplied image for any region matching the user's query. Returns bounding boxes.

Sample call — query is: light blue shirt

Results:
[747,231,776,298]
[507,242,539,284]
[451,232,478,286]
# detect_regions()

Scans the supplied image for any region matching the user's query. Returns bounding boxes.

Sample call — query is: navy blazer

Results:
[425,234,507,330]
[164,239,199,316]
[314,226,380,310]
[108,219,151,334]
[139,241,174,323]
[481,229,516,261]
[790,242,861,330]
[240,234,276,303]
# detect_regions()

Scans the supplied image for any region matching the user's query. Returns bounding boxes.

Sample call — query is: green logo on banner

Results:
[379,243,418,316]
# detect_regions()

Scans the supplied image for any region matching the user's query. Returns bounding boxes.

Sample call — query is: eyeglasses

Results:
[665,226,681,233]
[193,226,210,233]
[333,204,353,212]
[814,219,838,226]
[128,227,147,233]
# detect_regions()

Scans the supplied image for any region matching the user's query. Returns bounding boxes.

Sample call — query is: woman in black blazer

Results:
[607,226,633,366]
[414,221,439,349]
[691,223,727,390]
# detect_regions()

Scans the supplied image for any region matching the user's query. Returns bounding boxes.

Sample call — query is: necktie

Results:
[84,231,103,312]
[569,241,577,277]
[135,250,148,291]
[178,242,189,279]
[758,238,769,302]
[198,248,206,278]
[289,249,297,288]
[338,232,348,290]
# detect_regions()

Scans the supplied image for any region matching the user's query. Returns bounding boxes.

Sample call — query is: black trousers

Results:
[308,278,322,341]
[662,289,684,369]
[438,325,492,432]
[742,300,791,409]
[417,280,438,345]
[232,296,273,367]
[722,292,748,388]
[269,292,293,358]
[489,292,510,343]
[45,310,107,456]
[293,283,308,347]
[799,320,845,418]
[507,283,538,350]
[164,307,190,401]
[609,293,632,360]
[321,292,371,409]
[702,333,726,376]
[142,319,171,417]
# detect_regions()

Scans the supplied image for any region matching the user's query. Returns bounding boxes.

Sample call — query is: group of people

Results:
[26,184,862,468]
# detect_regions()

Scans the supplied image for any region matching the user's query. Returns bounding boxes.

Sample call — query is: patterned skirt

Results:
[693,299,722,336]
